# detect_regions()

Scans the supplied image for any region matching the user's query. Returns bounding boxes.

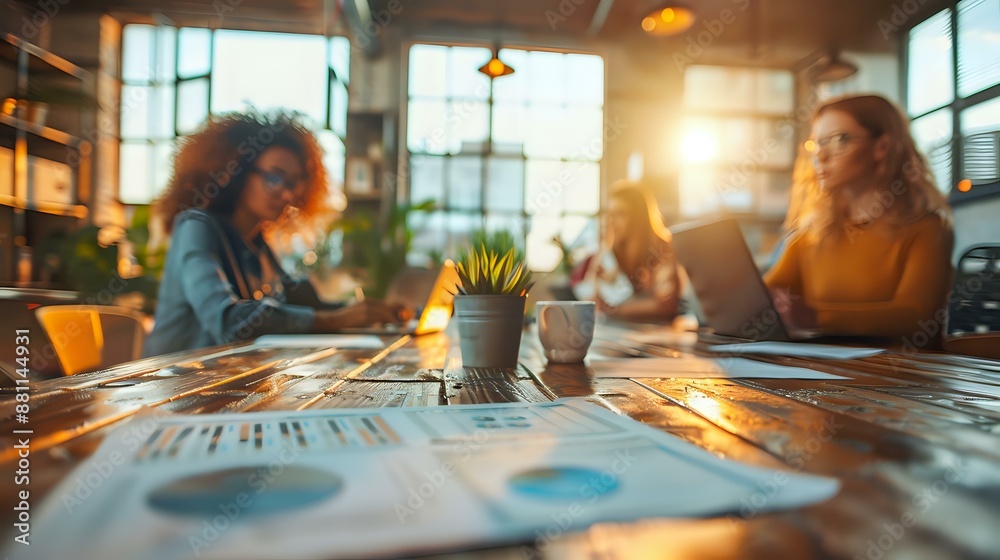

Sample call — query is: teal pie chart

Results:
[148,465,344,517]
[508,467,619,500]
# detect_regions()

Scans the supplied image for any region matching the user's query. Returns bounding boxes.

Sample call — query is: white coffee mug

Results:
[537,301,596,363]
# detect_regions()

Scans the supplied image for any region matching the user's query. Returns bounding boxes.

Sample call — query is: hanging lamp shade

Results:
[640,5,696,36]
[478,49,515,79]
[813,51,859,82]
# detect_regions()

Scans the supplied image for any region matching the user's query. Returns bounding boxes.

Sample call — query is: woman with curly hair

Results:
[143,111,399,357]
[765,94,954,339]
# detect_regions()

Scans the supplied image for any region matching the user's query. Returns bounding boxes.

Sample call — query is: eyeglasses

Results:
[805,132,871,156]
[251,168,301,193]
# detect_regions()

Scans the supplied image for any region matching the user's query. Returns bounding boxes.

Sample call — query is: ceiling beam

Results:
[342,0,382,58]
[587,0,616,37]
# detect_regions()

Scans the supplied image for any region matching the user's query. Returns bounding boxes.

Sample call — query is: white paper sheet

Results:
[589,356,850,379]
[16,400,840,560]
[707,342,885,360]
[252,334,385,349]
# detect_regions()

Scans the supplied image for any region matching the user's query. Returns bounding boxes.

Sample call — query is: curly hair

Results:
[154,111,331,233]
[784,95,951,242]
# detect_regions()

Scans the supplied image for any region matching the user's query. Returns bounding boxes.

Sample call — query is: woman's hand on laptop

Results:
[770,288,817,330]
[314,300,405,332]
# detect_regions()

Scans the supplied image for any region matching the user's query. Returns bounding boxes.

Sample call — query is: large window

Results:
[119,25,350,204]
[405,45,604,271]
[906,0,1000,199]
[678,66,796,218]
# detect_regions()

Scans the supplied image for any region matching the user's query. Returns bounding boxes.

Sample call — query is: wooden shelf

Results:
[0,33,88,79]
[0,113,91,150]
[0,194,88,218]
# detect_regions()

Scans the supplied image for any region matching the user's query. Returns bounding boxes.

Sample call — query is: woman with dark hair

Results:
[143,111,399,356]
[571,180,681,322]
[765,94,954,339]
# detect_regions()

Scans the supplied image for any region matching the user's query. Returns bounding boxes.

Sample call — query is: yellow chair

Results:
[35,305,146,375]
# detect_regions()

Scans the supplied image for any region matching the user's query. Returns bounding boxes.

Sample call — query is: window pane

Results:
[565,54,604,107]
[410,211,447,256]
[330,80,348,137]
[911,108,953,191]
[155,27,176,83]
[120,85,151,139]
[448,156,482,210]
[961,97,1000,185]
[493,49,530,103]
[485,157,524,213]
[408,44,447,98]
[119,142,151,203]
[122,25,154,83]
[563,162,600,214]
[528,52,567,105]
[685,66,755,112]
[409,155,445,204]
[329,36,351,84]
[526,214,563,271]
[679,167,722,216]
[525,106,603,160]
[525,160,566,215]
[491,102,528,155]
[152,86,175,139]
[447,47,492,100]
[958,0,1000,97]
[447,100,489,154]
[178,28,212,79]
[907,10,954,116]
[211,30,327,126]
[177,78,209,136]
[153,140,175,199]
[407,99,448,154]
[316,130,346,186]
[754,70,794,114]
[485,214,526,245]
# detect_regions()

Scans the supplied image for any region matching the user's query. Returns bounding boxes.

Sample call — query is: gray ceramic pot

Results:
[454,294,526,368]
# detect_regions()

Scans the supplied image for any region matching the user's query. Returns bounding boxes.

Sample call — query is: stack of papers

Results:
[589,356,850,380]
[17,400,839,560]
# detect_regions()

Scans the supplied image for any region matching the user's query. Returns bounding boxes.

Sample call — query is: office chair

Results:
[944,245,1000,360]
[35,305,146,375]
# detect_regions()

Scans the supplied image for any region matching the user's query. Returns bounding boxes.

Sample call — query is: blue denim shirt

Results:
[143,209,321,357]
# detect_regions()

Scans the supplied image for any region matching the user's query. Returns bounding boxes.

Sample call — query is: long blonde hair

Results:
[784,95,951,241]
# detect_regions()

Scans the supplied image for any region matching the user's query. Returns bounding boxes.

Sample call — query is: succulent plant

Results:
[455,243,534,296]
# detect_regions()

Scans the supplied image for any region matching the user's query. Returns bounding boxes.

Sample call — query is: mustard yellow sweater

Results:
[764,214,954,338]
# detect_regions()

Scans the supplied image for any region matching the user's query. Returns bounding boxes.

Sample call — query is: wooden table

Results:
[2,324,999,559]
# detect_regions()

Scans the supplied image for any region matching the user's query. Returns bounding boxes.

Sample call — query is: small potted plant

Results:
[454,238,534,368]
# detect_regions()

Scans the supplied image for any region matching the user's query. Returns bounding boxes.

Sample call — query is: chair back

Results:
[35,305,145,375]
[944,245,1000,359]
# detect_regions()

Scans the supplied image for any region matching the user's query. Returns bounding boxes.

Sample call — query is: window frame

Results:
[902,1,1000,205]
[118,23,351,205]
[400,40,606,272]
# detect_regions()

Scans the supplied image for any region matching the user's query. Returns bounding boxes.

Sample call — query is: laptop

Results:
[671,218,819,342]
[341,262,462,336]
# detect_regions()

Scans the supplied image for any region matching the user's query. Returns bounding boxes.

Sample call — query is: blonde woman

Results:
[571,181,681,322]
[765,95,954,339]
